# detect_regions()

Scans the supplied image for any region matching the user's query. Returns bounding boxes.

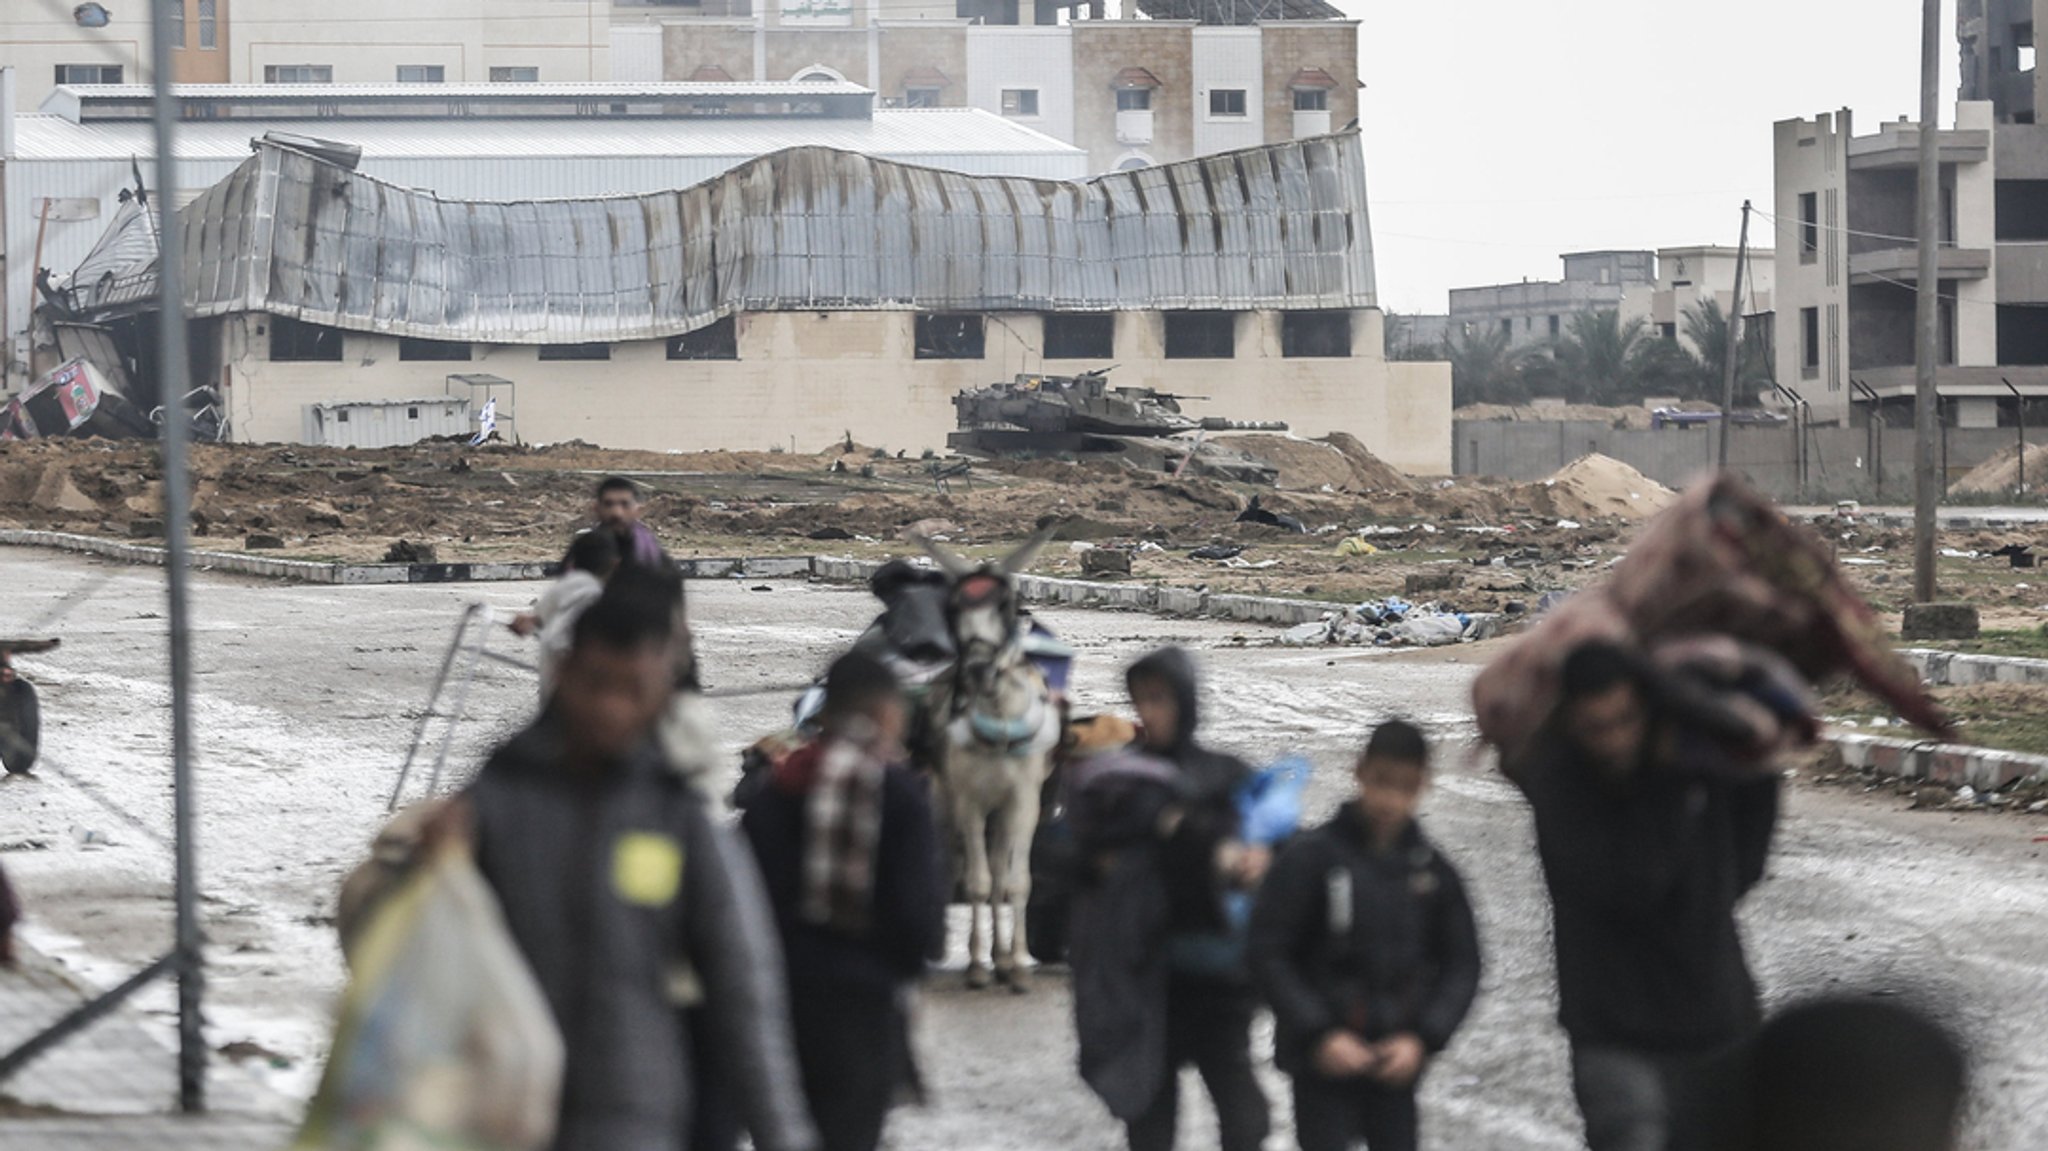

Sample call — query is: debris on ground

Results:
[1280,596,1501,649]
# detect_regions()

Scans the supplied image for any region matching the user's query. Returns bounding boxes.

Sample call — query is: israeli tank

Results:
[949,371,1285,455]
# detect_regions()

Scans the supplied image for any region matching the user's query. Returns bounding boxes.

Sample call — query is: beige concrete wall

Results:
[661,22,757,82]
[0,0,157,106]
[877,25,969,106]
[763,29,869,83]
[230,0,607,83]
[220,308,1450,474]
[1071,23,1194,171]
[1258,23,1358,146]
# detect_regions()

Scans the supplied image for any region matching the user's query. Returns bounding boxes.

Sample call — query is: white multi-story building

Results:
[0,1,615,107]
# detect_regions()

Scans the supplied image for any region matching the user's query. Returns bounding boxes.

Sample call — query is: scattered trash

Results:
[1334,537,1380,557]
[1235,496,1306,533]
[1556,519,1582,530]
[1189,544,1244,562]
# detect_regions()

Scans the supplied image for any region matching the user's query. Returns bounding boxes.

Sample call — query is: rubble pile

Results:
[1513,454,1678,522]
[1951,442,2048,496]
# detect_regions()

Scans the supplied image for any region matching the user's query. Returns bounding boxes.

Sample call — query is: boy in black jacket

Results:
[1250,719,1482,1151]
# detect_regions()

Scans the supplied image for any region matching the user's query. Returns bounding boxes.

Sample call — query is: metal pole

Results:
[2007,379,2025,497]
[1912,0,1942,603]
[1719,201,1752,470]
[148,1,206,1113]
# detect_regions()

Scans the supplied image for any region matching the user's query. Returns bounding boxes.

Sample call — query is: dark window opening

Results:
[407,407,420,420]
[336,409,350,423]
[1499,318,1513,337]
[1292,88,1328,112]
[1660,322,1678,341]
[270,316,344,362]
[1165,312,1237,359]
[2000,305,2048,365]
[55,63,124,85]
[1001,89,1039,117]
[1547,314,1561,339]
[1799,191,1820,263]
[539,343,611,361]
[1282,312,1352,358]
[1801,306,1821,376]
[1996,180,2048,241]
[905,87,942,108]
[668,317,739,361]
[1117,88,1152,112]
[1208,89,1247,117]
[399,338,471,362]
[916,314,986,359]
[1044,314,1114,360]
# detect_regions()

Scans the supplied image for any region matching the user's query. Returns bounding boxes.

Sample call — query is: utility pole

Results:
[148,1,207,1113]
[1912,0,1942,604]
[1718,201,1752,470]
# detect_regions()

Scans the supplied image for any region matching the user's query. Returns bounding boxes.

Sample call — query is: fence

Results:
[1452,420,2031,503]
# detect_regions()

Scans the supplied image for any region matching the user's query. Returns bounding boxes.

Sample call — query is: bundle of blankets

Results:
[1472,472,1951,775]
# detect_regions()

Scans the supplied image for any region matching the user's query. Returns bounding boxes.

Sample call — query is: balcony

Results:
[1292,109,1331,138]
[1854,365,2048,399]
[1115,108,1153,145]
[1847,126,1992,170]
[1848,246,1992,286]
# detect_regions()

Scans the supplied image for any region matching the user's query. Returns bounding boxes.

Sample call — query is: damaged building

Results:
[46,128,1450,473]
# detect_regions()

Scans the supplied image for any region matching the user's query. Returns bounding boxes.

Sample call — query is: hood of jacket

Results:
[1127,646,1201,754]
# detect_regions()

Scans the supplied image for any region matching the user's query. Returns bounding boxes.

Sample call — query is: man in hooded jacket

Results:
[1083,646,1270,1151]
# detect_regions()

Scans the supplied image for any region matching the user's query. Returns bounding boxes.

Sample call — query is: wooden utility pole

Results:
[1912,0,1942,603]
[1718,201,1752,470]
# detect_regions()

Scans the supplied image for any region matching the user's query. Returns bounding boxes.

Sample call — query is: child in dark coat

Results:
[1249,720,1482,1151]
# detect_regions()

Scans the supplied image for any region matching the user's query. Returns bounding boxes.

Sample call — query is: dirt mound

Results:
[1516,454,1676,521]
[1951,442,2048,496]
[1319,433,1421,492]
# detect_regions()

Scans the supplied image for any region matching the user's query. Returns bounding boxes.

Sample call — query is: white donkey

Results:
[918,531,1062,992]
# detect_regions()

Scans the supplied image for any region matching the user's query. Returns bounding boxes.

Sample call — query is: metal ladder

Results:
[386,602,537,812]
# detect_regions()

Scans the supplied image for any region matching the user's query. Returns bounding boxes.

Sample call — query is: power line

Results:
[1752,206,2048,250]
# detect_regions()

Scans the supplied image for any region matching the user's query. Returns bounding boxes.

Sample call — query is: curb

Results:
[1824,730,2048,792]
[0,530,814,586]
[1814,511,2047,531]
[4,531,1418,630]
[1897,646,2048,687]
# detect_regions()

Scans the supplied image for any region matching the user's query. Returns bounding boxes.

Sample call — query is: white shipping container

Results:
[304,398,472,449]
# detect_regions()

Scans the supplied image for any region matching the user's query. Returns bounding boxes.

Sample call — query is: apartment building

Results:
[615,0,1359,172]
[1446,251,1658,349]
[0,1,611,107]
[1959,0,2044,125]
[1772,101,2048,428]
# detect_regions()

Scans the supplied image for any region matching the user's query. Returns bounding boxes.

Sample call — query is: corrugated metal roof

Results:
[86,132,1376,342]
[9,109,1081,163]
[47,80,874,109]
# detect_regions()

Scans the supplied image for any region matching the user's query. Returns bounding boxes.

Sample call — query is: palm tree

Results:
[1680,298,1774,406]
[1553,309,1652,404]
[1442,324,1527,406]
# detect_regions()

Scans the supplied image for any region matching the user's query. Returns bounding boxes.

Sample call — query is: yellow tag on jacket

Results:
[612,832,684,908]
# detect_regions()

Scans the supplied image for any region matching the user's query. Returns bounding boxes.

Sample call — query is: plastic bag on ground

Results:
[295,844,564,1151]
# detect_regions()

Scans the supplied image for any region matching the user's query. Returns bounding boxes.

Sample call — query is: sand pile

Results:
[1518,454,1677,521]
[1951,442,2048,496]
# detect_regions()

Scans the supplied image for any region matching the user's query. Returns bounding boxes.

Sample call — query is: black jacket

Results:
[1512,729,1780,1053]
[468,716,817,1151]
[0,678,39,775]
[1126,647,1254,950]
[1249,807,1481,1076]
[740,752,946,998]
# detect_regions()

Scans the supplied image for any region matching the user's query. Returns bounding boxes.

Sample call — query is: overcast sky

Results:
[1348,0,1964,313]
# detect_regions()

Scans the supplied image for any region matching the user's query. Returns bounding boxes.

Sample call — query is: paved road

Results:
[1,549,2045,1148]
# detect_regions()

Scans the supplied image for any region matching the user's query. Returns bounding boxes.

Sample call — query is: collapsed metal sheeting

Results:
[83,132,1377,344]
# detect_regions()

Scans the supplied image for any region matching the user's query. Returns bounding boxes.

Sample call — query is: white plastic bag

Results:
[296,845,564,1151]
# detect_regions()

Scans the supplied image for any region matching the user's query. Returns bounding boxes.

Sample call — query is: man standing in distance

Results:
[594,476,669,570]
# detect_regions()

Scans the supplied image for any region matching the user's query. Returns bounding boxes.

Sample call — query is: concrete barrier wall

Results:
[1453,421,2027,501]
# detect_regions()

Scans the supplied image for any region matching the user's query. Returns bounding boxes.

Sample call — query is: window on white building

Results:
[668,317,739,361]
[1282,312,1352,358]
[197,0,217,49]
[167,1,185,48]
[265,65,334,84]
[1801,307,1821,378]
[55,64,124,85]
[396,65,447,84]
[1001,89,1040,117]
[1116,88,1151,112]
[399,338,471,362]
[1165,313,1237,359]
[1799,192,1820,264]
[490,66,541,83]
[1292,88,1327,112]
[539,343,611,361]
[1208,88,1247,117]
[270,317,344,362]
[1044,314,1114,360]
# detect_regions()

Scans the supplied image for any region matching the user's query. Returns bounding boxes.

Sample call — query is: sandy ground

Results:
[2,550,2047,1149]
